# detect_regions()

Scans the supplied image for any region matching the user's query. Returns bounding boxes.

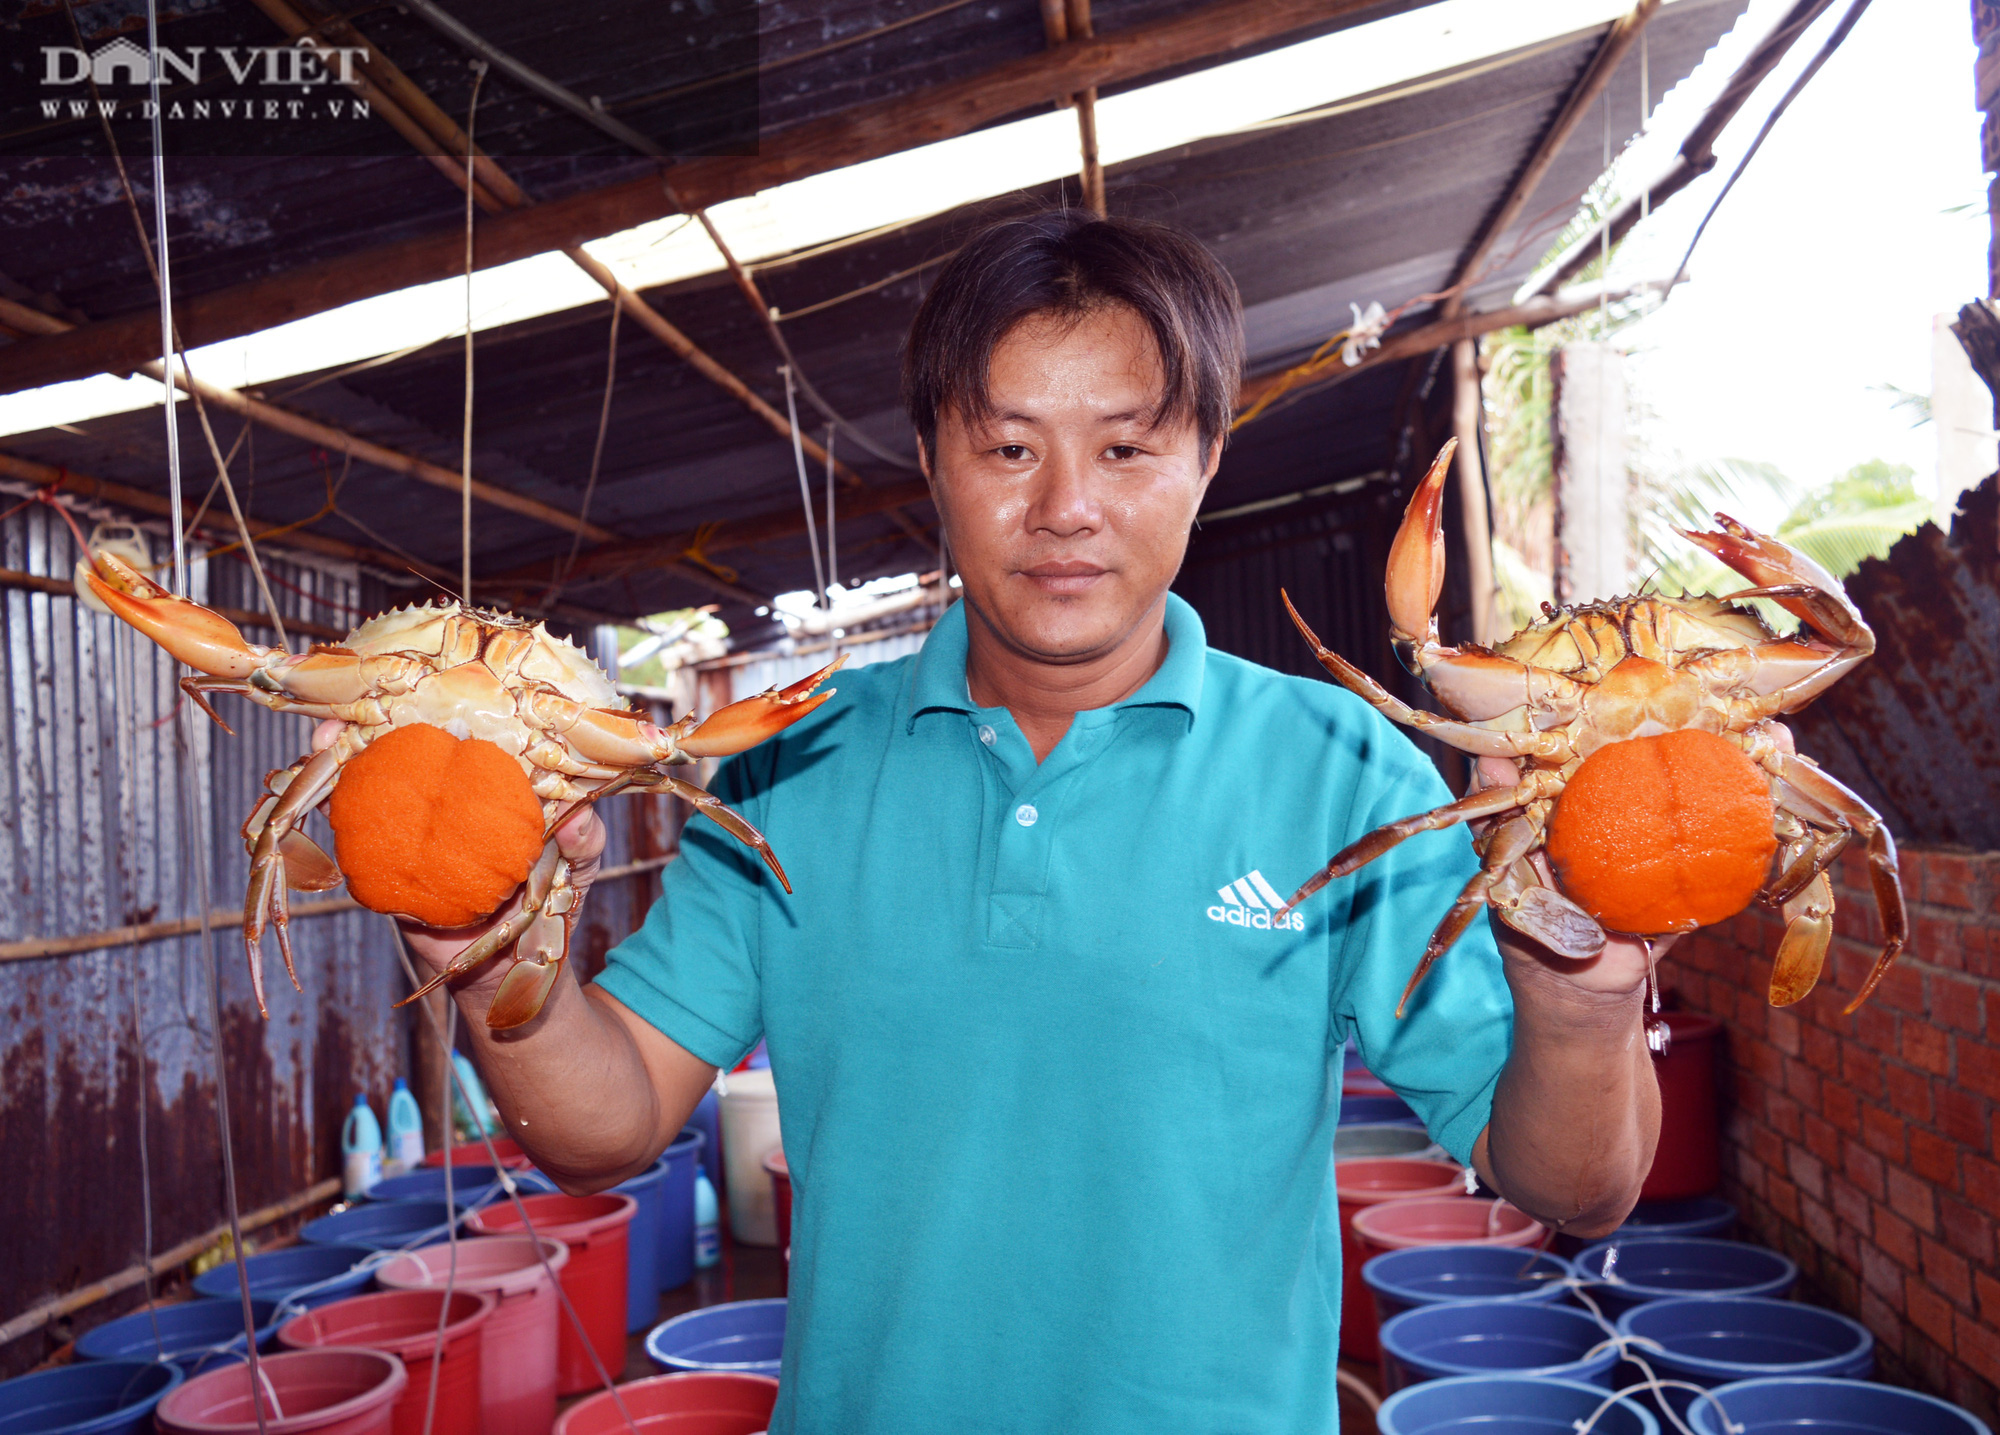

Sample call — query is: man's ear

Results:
[915,431,933,485]
[1195,433,1224,504]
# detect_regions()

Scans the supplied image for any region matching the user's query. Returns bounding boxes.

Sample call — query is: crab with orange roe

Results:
[1277,440,1906,1019]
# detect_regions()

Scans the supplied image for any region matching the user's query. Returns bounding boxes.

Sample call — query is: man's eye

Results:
[1105,445,1142,461]
[995,444,1031,461]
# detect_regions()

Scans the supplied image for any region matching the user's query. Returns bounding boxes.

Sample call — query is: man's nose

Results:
[1027,442,1103,536]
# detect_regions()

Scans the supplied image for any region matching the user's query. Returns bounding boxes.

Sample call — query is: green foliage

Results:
[1776,460,1930,579]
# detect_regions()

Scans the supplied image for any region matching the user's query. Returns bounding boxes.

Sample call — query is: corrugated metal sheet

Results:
[0,500,406,1372]
[712,619,935,706]
[1789,475,2000,852]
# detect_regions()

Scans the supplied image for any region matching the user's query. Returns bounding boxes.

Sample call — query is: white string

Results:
[781,366,830,609]
[824,425,839,599]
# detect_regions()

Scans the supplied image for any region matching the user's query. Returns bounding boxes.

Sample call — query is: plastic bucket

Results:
[1337,1161,1468,1360]
[1378,1300,1620,1394]
[1352,1198,1548,1269]
[1376,1374,1659,1435]
[612,1155,672,1332]
[277,1290,494,1435]
[1644,1012,1722,1199]
[1341,1093,1420,1125]
[718,1071,782,1245]
[1336,1125,1447,1162]
[366,1166,504,1206]
[656,1128,706,1297]
[1688,1377,1993,1435]
[155,1349,406,1435]
[688,1090,722,1193]
[763,1150,793,1262]
[375,1236,568,1435]
[553,1373,780,1435]
[192,1247,376,1311]
[0,1360,182,1435]
[423,1138,533,1170]
[1618,1197,1736,1241]
[1615,1297,1874,1421]
[75,1299,282,1378]
[467,1193,636,1395]
[645,1300,786,1379]
[1365,1247,1575,1331]
[301,1200,463,1253]
[1345,1068,1396,1097]
[1573,1238,1797,1318]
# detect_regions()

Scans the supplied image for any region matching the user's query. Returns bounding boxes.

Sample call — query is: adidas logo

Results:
[1206,870,1306,931]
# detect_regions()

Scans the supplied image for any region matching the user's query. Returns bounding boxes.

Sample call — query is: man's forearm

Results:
[1472,960,1660,1239]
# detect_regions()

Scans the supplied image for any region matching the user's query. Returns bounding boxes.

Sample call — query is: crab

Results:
[85,551,839,1029]
[1276,440,1906,1018]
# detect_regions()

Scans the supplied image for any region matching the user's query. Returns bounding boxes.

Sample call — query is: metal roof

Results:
[0,0,1749,630]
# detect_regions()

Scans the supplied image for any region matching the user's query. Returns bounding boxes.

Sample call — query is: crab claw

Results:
[1385,440,1457,665]
[83,549,277,678]
[678,655,846,759]
[1679,514,1872,655]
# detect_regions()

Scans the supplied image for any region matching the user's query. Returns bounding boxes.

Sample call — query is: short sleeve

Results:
[1334,745,1515,1166]
[593,753,771,1069]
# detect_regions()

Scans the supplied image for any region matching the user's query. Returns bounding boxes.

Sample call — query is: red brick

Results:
[1821,1080,1863,1135]
[1968,1156,2000,1219]
[1878,957,1930,1013]
[1766,1173,1802,1224]
[1957,1311,2000,1388]
[1854,1003,1898,1054]
[1803,1195,1841,1253]
[1975,1269,2000,1321]
[1924,852,1981,911]
[1883,1063,1934,1123]
[1937,1086,1990,1148]
[1802,1022,1842,1077]
[1876,1207,1921,1268]
[1831,1173,1873,1233]
[1859,1288,1907,1344]
[1902,1021,1950,1076]
[1749,1124,1786,1172]
[1965,924,2000,981]
[1922,1235,1975,1308]
[1863,1244,1907,1305]
[1787,1145,1827,1201]
[1888,1166,1939,1232]
[1907,1278,1957,1346]
[1843,1044,1886,1098]
[1768,1007,1802,1056]
[1940,1195,1996,1267]
[1768,1091,1805,1143]
[1916,915,1968,975]
[1960,1039,2000,1102]
[1784,1055,1822,1105]
[1862,1105,1907,1161]
[1910,1127,1962,1189]
[1804,1113,1843,1167]
[1845,1142,1886,1199]
[1932,972,1985,1035]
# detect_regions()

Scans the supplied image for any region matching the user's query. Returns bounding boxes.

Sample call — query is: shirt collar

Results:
[905,592,1206,732]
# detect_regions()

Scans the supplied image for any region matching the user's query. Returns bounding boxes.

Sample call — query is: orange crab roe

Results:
[1545,729,1778,936]
[327,723,546,928]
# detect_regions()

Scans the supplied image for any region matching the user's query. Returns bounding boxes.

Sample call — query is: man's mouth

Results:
[1017,561,1107,595]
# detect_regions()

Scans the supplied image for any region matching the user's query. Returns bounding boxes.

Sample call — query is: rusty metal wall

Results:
[0,502,404,1373]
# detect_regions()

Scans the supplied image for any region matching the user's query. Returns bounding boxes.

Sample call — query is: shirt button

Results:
[1015,803,1039,828]
[977,725,996,746]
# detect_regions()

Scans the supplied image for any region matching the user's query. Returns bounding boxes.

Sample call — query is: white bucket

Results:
[719,1069,783,1246]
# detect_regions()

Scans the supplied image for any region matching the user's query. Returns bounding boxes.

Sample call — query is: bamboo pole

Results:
[0,564,346,641]
[1450,338,1496,645]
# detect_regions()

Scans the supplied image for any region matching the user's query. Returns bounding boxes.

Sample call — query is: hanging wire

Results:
[416,999,460,1435]
[824,424,839,598]
[543,299,623,611]
[460,64,488,604]
[781,366,829,609]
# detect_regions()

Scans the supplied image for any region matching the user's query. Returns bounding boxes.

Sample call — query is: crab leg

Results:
[242,744,345,1014]
[1769,871,1835,1007]
[84,550,281,679]
[395,841,573,1027]
[1282,594,1571,760]
[1395,815,1537,1016]
[639,773,794,893]
[1762,752,1906,1012]
[1276,768,1565,923]
[532,657,845,769]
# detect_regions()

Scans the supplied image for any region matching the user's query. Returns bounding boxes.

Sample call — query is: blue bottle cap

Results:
[394,1077,409,1092]
[353,1092,368,1106]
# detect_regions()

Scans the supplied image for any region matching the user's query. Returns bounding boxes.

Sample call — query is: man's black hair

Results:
[901,210,1244,461]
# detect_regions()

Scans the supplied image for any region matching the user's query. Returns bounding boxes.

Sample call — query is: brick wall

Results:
[1672,845,2000,1425]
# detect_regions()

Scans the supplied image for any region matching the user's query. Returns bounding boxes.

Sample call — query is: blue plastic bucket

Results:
[1377,1374,1659,1435]
[1573,1238,1797,1317]
[1688,1377,1992,1435]
[300,1198,463,1252]
[1378,1300,1618,1394]
[1336,1124,1447,1162]
[1619,1198,1737,1241]
[74,1299,281,1378]
[1342,1094,1420,1126]
[611,1153,671,1332]
[689,1089,722,1191]
[654,1127,705,1295]
[366,1164,504,1206]
[1616,1297,1874,1421]
[191,1244,376,1309]
[0,1360,183,1435]
[1365,1246,1575,1329]
[645,1298,786,1379]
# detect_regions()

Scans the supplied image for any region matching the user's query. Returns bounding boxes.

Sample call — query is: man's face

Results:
[924,303,1220,665]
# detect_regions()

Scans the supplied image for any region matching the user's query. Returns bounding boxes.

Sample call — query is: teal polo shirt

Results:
[598,594,1514,1434]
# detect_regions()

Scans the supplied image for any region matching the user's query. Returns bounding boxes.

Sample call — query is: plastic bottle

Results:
[341,1093,383,1198]
[693,1166,721,1269]
[386,1078,424,1172]
[451,1053,497,1138]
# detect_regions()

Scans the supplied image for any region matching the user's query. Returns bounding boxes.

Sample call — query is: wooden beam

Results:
[1441,0,1659,317]
[0,564,347,641]
[0,0,1383,397]
[1449,337,1495,644]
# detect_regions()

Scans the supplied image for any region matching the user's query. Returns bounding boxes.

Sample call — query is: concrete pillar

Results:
[1935,312,2000,529]
[1550,341,1629,607]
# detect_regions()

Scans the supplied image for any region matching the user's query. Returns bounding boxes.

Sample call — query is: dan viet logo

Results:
[1207,870,1306,931]
[36,37,372,123]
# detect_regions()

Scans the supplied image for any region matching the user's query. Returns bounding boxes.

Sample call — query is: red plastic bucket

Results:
[277,1289,494,1435]
[1336,1159,1466,1361]
[468,1192,637,1395]
[423,1138,535,1170]
[375,1235,569,1435]
[553,1372,781,1435]
[155,1348,407,1435]
[1351,1197,1547,1267]
[1644,1011,1723,1199]
[762,1149,793,1273]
